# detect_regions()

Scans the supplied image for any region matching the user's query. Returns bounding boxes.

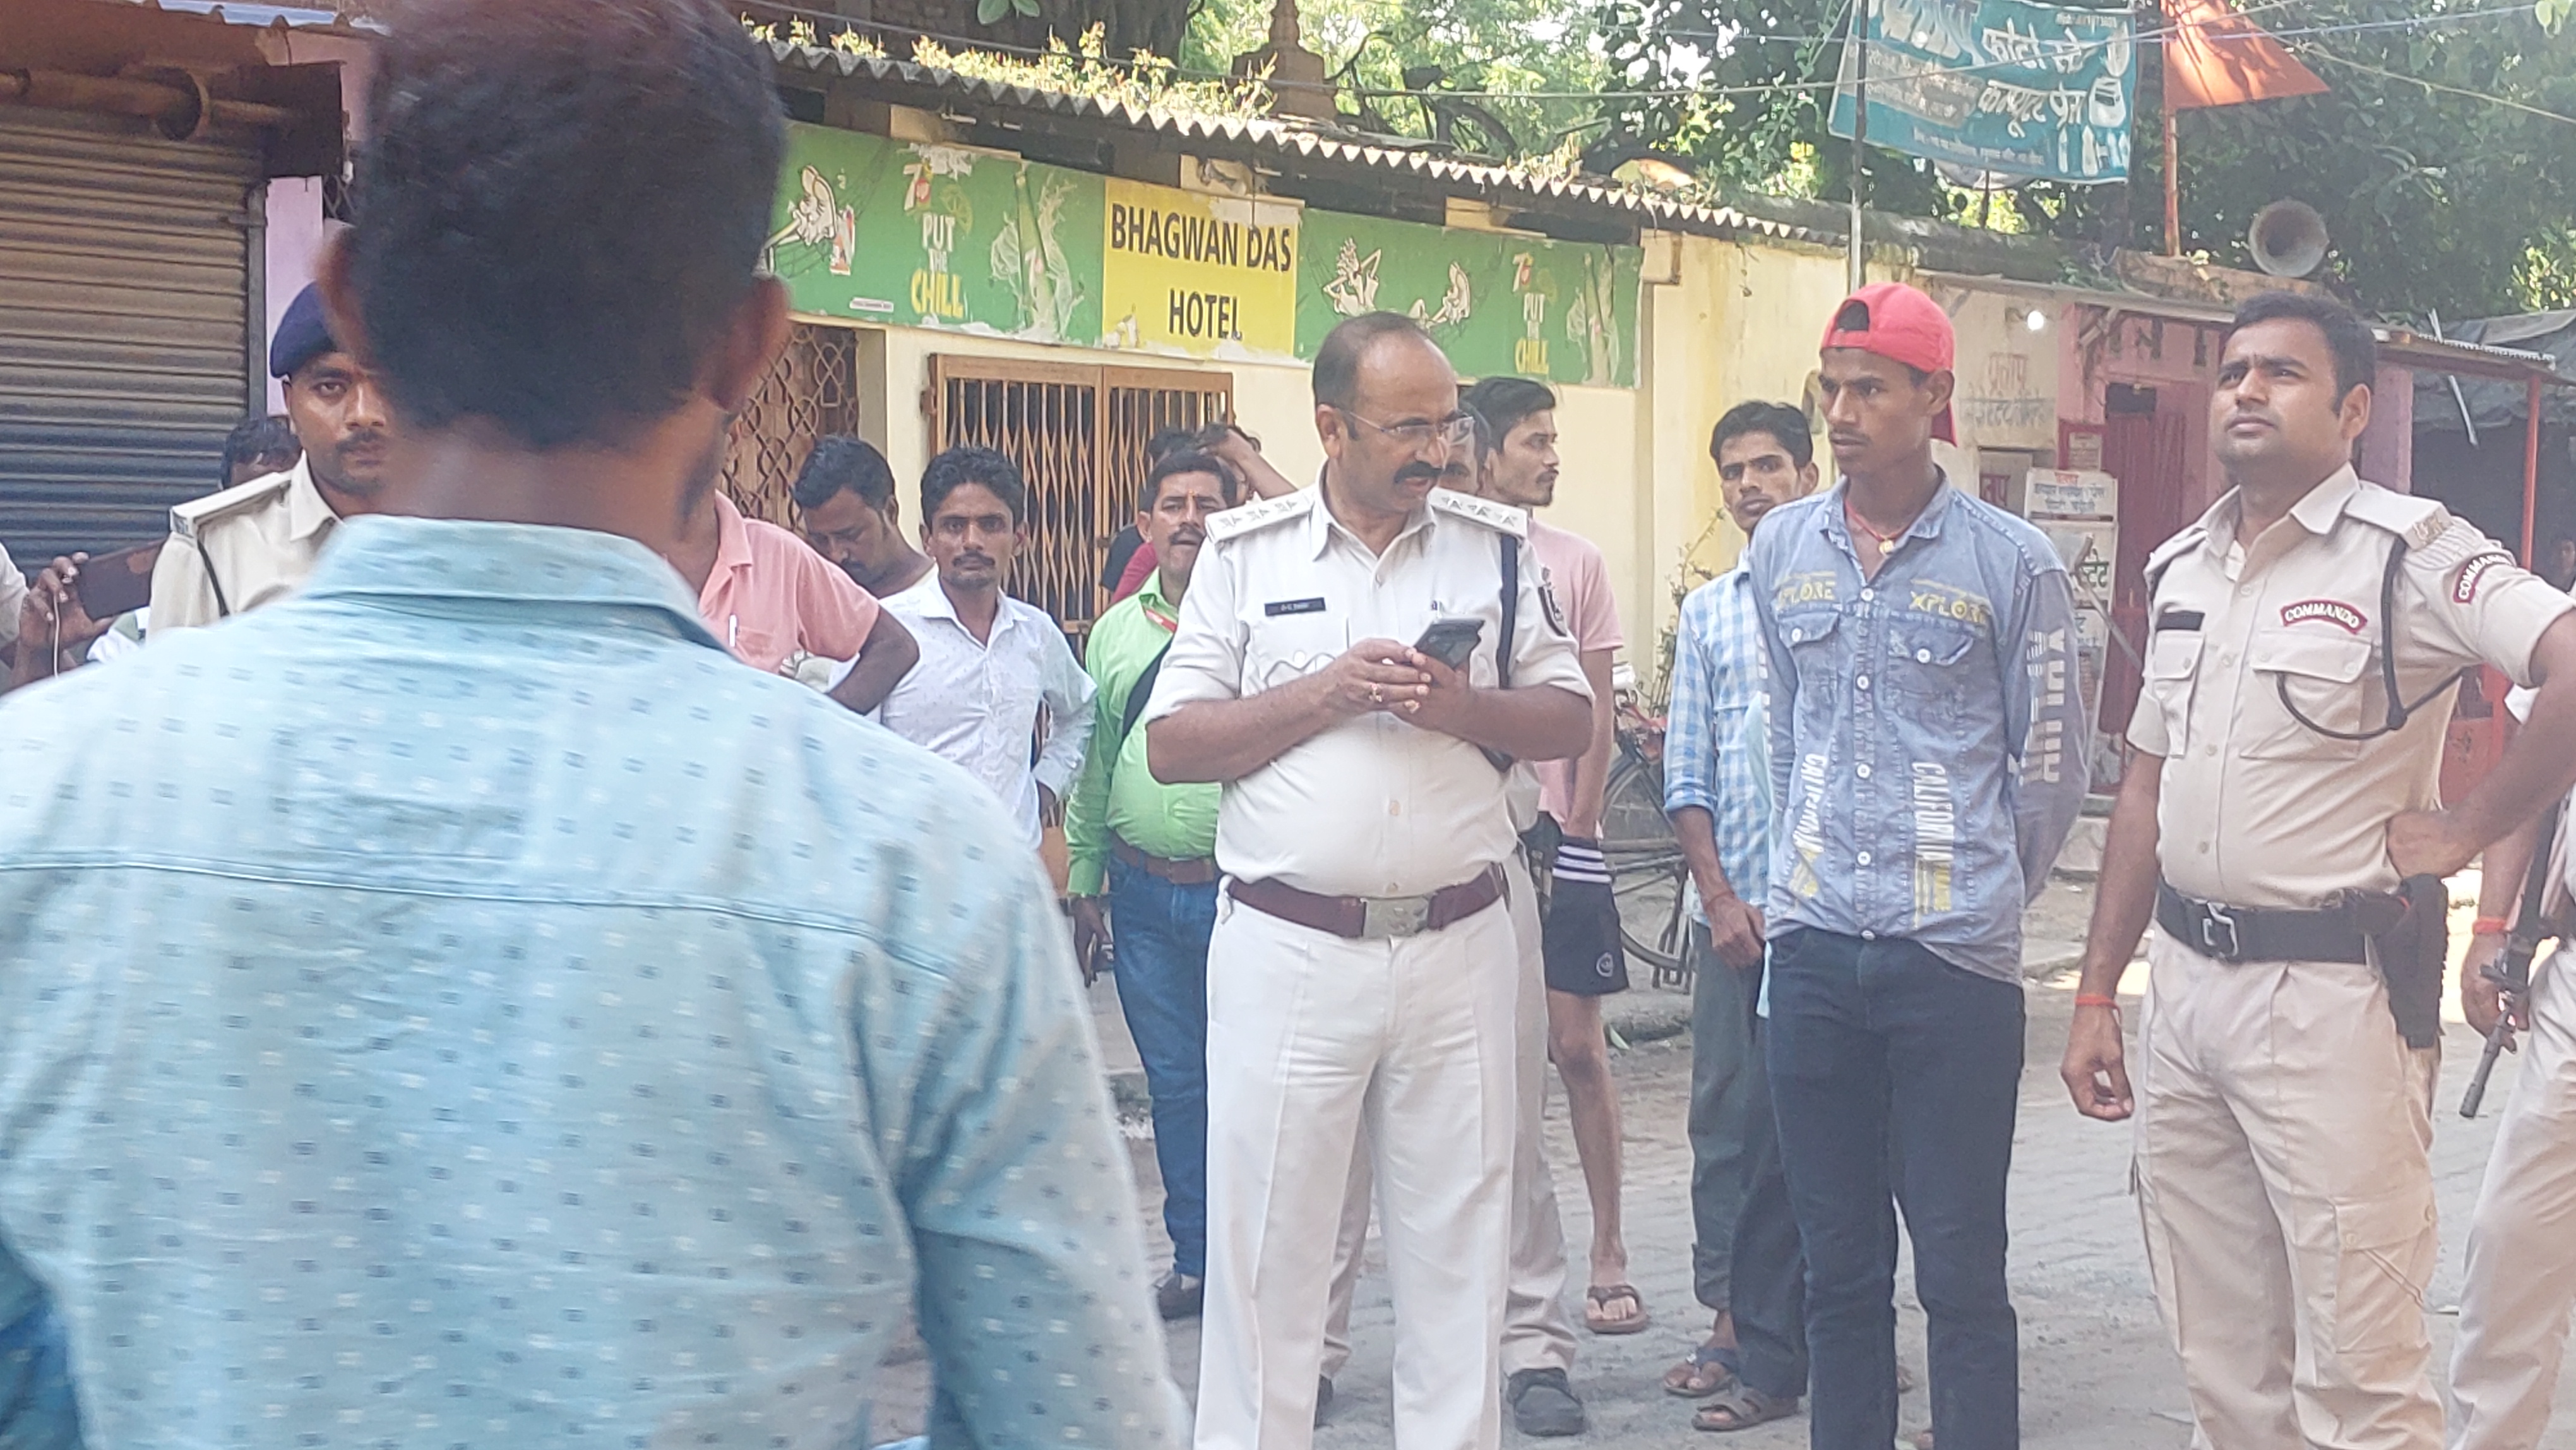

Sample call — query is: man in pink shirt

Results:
[1462,377,1642,1346]
[669,488,919,712]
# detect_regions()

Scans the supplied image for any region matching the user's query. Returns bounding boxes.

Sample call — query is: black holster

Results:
[2361,874,2449,1050]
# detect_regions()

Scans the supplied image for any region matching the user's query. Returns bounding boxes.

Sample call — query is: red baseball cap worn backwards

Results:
[1820,281,1957,442]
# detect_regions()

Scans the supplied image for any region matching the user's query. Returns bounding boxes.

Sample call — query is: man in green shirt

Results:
[1067,448,1237,1322]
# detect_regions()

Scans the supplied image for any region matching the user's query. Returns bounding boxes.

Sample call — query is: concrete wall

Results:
[1639,233,1852,668]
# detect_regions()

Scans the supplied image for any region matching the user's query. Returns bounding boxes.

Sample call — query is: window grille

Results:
[928,354,1232,636]
[723,322,864,528]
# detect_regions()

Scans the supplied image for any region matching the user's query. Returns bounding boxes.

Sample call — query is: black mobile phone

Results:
[1413,617,1483,669]
[73,541,162,620]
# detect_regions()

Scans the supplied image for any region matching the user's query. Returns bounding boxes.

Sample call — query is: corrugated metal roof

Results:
[765,40,1826,244]
[78,0,384,32]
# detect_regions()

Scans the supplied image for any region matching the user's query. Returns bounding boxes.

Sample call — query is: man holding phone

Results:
[1146,310,1592,1450]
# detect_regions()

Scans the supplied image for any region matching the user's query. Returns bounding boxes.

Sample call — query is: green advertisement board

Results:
[763,121,1643,389]
[1295,213,1642,388]
[764,123,1105,346]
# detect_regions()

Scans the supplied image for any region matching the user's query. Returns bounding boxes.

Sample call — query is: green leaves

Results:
[974,0,1042,25]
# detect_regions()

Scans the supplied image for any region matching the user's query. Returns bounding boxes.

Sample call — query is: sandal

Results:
[1662,1342,1740,1398]
[1584,1283,1650,1335]
[1694,1384,1799,1433]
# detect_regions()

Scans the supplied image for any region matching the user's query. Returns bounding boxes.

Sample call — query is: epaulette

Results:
[169,469,293,543]
[2142,522,2208,590]
[2342,482,2450,553]
[1428,488,1529,538]
[1205,488,1316,542]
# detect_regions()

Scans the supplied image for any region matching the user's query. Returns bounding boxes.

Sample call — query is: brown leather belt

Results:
[1112,835,1220,886]
[1229,865,1505,940]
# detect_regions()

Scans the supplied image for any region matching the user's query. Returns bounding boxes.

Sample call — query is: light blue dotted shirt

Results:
[0,517,1186,1450]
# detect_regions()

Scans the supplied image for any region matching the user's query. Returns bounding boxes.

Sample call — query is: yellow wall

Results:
[1636,234,1851,673]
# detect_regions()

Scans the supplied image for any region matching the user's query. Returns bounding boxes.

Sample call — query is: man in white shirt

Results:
[874,445,1094,853]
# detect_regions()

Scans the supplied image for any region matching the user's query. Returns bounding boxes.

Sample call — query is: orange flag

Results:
[2163,0,2329,110]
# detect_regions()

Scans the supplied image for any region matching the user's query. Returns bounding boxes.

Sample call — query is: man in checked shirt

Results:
[1746,283,2091,1450]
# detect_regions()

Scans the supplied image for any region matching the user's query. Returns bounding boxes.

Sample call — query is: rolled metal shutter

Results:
[0,105,259,565]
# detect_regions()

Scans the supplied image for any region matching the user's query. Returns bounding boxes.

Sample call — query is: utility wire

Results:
[752,0,2549,112]
[2297,42,2576,126]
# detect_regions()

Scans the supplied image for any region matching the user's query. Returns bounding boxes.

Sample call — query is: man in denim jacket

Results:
[1745,282,2090,1450]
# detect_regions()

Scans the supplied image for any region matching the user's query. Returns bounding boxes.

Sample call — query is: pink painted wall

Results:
[263,179,333,414]
[2359,361,2415,491]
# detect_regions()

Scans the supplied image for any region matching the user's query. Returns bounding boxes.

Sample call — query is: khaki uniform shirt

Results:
[1143,485,1592,899]
[147,458,340,633]
[2131,466,2573,908]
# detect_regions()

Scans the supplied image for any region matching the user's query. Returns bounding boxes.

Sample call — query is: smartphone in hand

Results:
[1413,617,1482,670]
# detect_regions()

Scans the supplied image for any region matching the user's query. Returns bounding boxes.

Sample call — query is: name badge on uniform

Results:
[2154,609,2204,632]
[1265,597,1327,616]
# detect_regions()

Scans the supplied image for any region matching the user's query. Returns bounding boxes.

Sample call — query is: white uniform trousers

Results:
[1320,853,1577,1383]
[2134,927,2443,1450]
[1192,879,1519,1450]
[2450,946,2576,1450]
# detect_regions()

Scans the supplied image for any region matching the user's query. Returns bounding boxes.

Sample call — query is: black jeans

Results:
[1767,928,2024,1450]
[1730,1005,1810,1404]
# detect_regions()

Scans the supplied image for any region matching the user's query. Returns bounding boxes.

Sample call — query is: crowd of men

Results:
[13,4,2576,1450]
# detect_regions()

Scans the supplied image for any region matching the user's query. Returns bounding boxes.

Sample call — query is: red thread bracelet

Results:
[2074,993,2121,1010]
[2474,917,2512,937]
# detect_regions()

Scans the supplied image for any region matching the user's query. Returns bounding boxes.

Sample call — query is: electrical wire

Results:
[751,0,2549,114]
[2296,42,2576,126]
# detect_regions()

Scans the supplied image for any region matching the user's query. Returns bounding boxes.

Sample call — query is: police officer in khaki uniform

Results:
[148,284,390,632]
[1145,311,1593,1450]
[2061,291,2576,1450]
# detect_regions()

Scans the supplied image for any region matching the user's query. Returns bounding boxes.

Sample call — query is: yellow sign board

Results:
[1100,178,1299,358]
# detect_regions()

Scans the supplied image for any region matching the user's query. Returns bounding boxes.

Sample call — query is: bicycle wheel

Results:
[1599,753,1691,982]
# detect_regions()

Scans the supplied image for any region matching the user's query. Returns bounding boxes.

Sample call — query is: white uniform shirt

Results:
[1143,485,1592,899]
[873,572,1095,853]
[0,543,23,654]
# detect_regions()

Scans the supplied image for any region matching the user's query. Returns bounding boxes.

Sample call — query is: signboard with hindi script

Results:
[1294,212,1642,388]
[1100,179,1301,358]
[1828,0,2136,184]
[762,123,1106,345]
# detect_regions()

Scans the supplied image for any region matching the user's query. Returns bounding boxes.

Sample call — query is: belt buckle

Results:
[1360,895,1433,939]
[2198,905,2244,962]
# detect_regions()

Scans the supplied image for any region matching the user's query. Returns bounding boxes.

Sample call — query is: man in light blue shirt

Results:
[1660,400,1817,1434]
[1745,284,2089,1450]
[0,4,1186,1447]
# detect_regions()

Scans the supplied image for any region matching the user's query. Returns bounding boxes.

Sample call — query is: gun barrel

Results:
[2462,1024,2513,1118]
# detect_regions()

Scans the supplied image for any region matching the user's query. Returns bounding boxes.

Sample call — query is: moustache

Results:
[953,552,995,569]
[1396,464,1444,486]
[1166,530,1205,549]
[336,428,389,457]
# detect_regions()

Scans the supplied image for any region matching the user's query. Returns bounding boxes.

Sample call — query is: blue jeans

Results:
[1767,928,2024,1450]
[1107,856,1216,1279]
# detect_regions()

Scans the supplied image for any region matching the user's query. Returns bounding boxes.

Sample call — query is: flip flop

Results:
[1662,1342,1741,1398]
[1693,1385,1799,1433]
[1585,1283,1650,1335]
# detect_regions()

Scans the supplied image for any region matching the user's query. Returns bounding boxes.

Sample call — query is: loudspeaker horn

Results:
[2248,200,2329,279]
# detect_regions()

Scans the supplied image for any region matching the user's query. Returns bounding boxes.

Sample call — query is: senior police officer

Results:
[2061,291,2576,1450]
[148,283,390,632]
[1145,309,1594,1450]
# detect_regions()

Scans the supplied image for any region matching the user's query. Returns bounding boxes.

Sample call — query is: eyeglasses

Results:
[1334,407,1477,452]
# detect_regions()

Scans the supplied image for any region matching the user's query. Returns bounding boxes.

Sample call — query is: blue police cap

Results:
[269,283,339,380]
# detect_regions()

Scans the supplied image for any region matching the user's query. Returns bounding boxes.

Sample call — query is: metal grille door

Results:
[722,322,863,528]
[0,107,259,562]
[928,355,1230,636]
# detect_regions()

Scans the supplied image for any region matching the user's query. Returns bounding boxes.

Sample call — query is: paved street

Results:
[876,873,2576,1446]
